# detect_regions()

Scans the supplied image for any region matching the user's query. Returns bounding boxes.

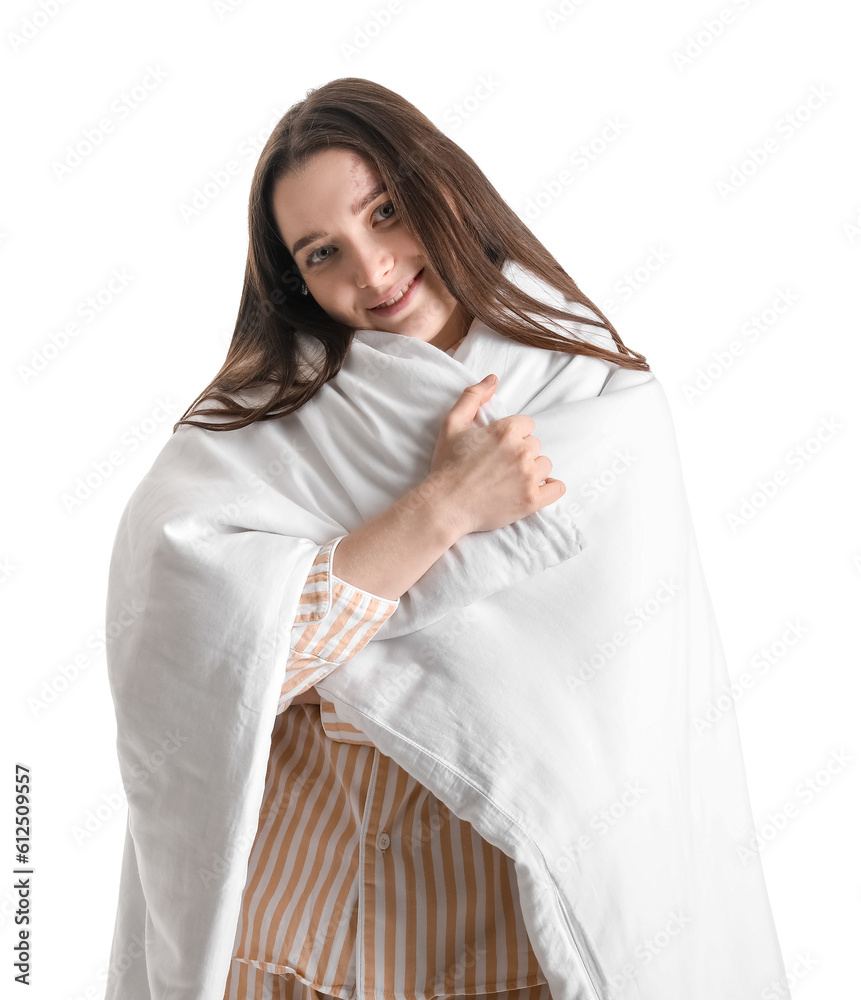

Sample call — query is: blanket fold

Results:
[105,260,788,999]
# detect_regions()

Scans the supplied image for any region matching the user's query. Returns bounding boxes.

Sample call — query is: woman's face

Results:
[272,148,471,351]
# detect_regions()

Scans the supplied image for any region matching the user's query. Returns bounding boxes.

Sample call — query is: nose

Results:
[352,239,394,290]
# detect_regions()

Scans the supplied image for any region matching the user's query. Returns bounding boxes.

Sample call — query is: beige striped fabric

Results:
[223,538,550,999]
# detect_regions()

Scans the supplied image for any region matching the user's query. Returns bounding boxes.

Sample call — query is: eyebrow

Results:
[289,182,388,258]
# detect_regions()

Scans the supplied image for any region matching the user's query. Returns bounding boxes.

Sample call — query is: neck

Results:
[436,304,473,352]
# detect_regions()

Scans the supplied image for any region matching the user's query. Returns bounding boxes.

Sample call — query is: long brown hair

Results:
[174,77,650,433]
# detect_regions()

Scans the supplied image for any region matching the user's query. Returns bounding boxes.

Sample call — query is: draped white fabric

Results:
[105,260,788,999]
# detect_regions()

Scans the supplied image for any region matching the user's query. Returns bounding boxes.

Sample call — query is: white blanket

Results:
[104,261,789,999]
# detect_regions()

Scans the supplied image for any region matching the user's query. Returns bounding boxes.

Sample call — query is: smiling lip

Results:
[369,269,423,314]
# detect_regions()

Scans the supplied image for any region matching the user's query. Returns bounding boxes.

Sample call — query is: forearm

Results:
[331,471,464,602]
[288,483,458,709]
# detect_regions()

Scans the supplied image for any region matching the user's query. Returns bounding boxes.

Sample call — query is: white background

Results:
[2,0,859,997]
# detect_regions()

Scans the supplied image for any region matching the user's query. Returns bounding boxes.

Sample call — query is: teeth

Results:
[375,276,414,308]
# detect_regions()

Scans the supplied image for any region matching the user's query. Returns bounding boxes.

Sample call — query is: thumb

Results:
[473,373,497,394]
[445,374,497,430]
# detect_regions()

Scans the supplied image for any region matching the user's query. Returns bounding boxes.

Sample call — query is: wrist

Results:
[403,471,469,548]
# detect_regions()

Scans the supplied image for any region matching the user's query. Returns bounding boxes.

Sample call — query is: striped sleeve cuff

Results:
[277,536,399,713]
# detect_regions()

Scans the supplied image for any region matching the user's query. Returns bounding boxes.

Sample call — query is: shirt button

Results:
[377,832,390,851]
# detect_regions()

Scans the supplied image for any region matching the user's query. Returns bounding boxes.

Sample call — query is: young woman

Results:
[105,74,790,1000]
[165,77,646,1000]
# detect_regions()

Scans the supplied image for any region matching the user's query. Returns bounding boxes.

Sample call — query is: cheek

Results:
[342,288,360,315]
[421,271,448,307]
[327,289,357,322]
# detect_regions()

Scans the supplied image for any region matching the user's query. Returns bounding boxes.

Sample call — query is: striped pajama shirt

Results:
[222,537,552,999]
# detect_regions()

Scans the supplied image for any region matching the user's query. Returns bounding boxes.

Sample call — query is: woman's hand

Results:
[426,374,566,537]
